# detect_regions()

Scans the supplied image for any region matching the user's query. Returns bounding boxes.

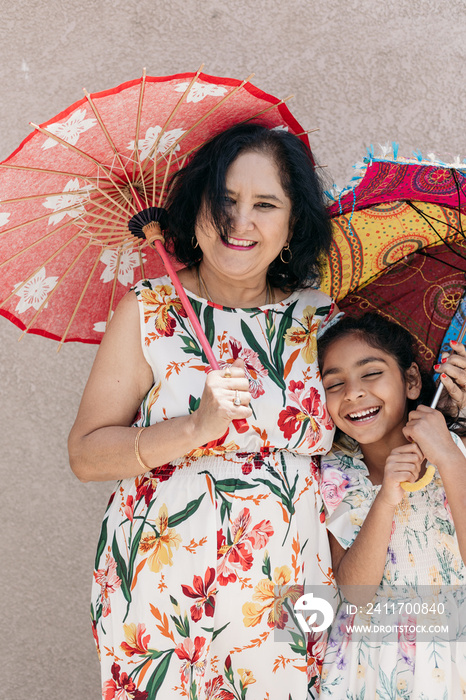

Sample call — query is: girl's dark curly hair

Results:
[318,313,466,437]
[164,123,332,292]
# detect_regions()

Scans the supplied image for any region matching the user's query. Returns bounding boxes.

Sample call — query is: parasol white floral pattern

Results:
[174,81,228,103]
[14,267,58,313]
[0,211,10,227]
[43,179,91,225]
[41,108,97,150]
[93,311,114,334]
[99,249,146,286]
[128,126,186,161]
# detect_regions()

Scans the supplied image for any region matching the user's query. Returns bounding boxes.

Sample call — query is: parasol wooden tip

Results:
[142,221,165,245]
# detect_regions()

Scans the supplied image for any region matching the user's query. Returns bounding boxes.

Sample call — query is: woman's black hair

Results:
[318,312,466,436]
[164,122,333,292]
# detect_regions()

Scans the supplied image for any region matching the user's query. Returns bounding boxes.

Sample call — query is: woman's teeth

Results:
[227,237,256,247]
[347,407,380,421]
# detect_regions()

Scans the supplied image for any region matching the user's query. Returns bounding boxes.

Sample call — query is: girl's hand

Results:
[191,358,252,443]
[402,405,457,468]
[436,340,466,415]
[379,443,423,507]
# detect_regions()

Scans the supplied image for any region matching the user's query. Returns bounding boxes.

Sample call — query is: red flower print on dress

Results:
[307,630,328,664]
[94,553,122,618]
[174,636,208,683]
[217,508,274,586]
[204,675,235,699]
[102,662,148,699]
[278,380,333,448]
[224,338,268,399]
[181,567,217,621]
[123,495,134,522]
[120,623,150,657]
[135,464,177,506]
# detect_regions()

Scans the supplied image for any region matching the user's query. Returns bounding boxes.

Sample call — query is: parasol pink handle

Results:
[153,240,249,434]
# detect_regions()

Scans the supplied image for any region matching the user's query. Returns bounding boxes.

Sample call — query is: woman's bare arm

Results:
[68,291,251,482]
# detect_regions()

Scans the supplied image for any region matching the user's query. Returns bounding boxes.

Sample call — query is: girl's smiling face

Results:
[321,333,422,450]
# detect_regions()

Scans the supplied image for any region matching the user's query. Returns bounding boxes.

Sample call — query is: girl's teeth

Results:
[348,407,379,420]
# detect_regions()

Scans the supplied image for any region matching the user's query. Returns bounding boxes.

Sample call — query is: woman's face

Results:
[195,149,292,283]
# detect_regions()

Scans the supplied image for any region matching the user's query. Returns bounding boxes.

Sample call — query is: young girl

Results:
[317,313,466,699]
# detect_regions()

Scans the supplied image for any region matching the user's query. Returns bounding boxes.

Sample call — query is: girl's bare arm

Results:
[330,443,423,604]
[403,405,466,563]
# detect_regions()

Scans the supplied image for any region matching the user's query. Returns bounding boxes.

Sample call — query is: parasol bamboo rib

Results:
[0,196,131,304]
[30,123,127,185]
[58,230,119,348]
[0,188,102,205]
[0,218,89,271]
[0,230,84,309]
[143,71,205,205]
[106,247,123,328]
[137,73,255,187]
[157,147,176,208]
[137,244,146,280]
[82,190,143,226]
[131,68,147,184]
[19,240,94,340]
[0,162,114,183]
[30,122,138,214]
[139,66,204,180]
[132,73,150,208]
[148,69,204,202]
[0,200,102,239]
[0,161,146,222]
[154,92,293,175]
[0,203,128,267]
[83,88,145,208]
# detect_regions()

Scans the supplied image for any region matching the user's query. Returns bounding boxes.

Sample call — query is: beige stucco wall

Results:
[1,1,465,698]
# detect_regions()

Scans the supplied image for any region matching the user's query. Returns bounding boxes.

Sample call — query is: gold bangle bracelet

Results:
[134,427,152,472]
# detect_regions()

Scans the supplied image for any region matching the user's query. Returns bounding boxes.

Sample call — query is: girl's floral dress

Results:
[91,276,337,700]
[319,434,466,700]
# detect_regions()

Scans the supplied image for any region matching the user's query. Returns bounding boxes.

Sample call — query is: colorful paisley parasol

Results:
[321,152,466,373]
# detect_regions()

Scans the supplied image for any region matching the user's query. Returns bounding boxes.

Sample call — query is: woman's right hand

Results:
[192,359,252,444]
[379,443,424,507]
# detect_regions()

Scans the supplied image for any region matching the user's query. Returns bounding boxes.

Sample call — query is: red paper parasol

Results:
[0,68,310,348]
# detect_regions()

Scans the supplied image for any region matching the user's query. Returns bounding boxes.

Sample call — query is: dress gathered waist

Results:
[130,449,318,481]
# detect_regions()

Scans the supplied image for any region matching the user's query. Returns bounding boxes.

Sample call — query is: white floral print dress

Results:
[91,276,337,700]
[319,435,466,700]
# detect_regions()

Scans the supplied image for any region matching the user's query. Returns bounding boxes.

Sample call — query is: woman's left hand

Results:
[402,405,458,468]
[435,340,466,415]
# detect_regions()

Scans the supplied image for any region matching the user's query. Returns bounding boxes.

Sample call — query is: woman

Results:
[69,124,338,699]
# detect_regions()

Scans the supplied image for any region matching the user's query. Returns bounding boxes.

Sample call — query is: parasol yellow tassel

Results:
[400,463,435,492]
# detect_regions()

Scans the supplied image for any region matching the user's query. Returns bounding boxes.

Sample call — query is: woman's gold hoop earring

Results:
[192,236,199,249]
[280,244,292,264]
